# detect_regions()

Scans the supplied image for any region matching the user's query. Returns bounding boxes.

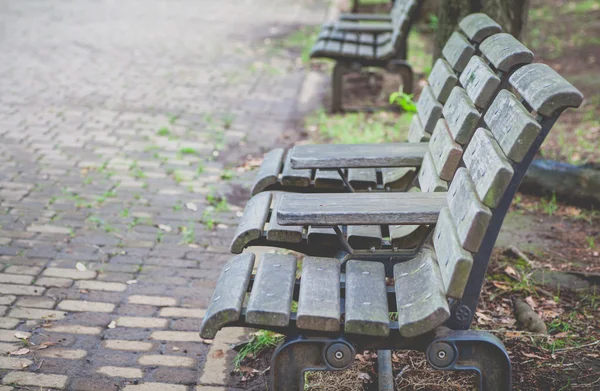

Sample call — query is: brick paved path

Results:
[0,0,327,389]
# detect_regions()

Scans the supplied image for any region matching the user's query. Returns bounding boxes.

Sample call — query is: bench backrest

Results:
[377,0,421,58]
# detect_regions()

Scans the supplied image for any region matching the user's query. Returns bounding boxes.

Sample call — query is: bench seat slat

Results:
[394,249,450,337]
[442,86,481,145]
[407,115,430,142]
[307,226,337,247]
[480,33,534,73]
[281,152,312,187]
[459,56,501,109]
[251,149,285,196]
[267,193,303,243]
[429,120,463,182]
[297,257,341,332]
[416,85,443,134]
[314,169,345,188]
[246,253,297,327]
[199,253,255,339]
[348,168,377,189]
[428,58,458,104]
[417,151,448,193]
[458,13,502,43]
[345,261,389,336]
[442,32,475,72]
[390,224,430,249]
[381,167,414,190]
[230,192,272,254]
[347,225,383,249]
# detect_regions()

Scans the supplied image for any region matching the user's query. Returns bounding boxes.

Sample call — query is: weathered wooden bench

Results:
[235,14,535,255]
[311,0,422,112]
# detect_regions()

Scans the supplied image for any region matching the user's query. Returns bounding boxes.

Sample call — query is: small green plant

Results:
[389,90,417,113]
[180,222,196,245]
[428,14,439,31]
[120,208,130,218]
[586,235,596,249]
[540,193,558,216]
[131,168,146,179]
[168,114,179,124]
[157,127,170,137]
[173,171,184,184]
[220,170,234,180]
[173,203,183,212]
[179,147,198,155]
[206,192,229,212]
[196,162,205,176]
[233,330,283,369]
[222,113,235,129]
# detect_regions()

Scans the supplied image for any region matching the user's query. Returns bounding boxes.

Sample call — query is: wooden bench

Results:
[311,0,422,112]
[234,14,534,254]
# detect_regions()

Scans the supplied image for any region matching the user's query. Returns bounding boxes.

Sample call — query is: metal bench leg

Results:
[332,62,348,113]
[377,350,394,391]
[271,336,355,391]
[426,330,512,391]
[387,59,414,95]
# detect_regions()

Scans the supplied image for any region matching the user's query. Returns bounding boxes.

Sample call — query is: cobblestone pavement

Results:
[0,0,327,389]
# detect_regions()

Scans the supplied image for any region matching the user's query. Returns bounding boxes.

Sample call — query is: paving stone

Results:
[0,329,31,342]
[199,328,246,385]
[46,325,102,335]
[8,307,66,320]
[35,276,74,288]
[159,307,206,318]
[138,354,195,368]
[3,265,41,275]
[16,296,56,309]
[2,372,68,388]
[58,300,115,313]
[0,274,34,285]
[122,383,187,391]
[0,356,33,370]
[0,284,44,296]
[43,267,97,280]
[104,340,154,351]
[26,224,71,234]
[116,316,168,328]
[0,295,16,305]
[150,331,203,342]
[36,348,87,359]
[0,318,21,329]
[0,342,21,355]
[77,280,127,292]
[128,295,177,307]
[97,366,143,378]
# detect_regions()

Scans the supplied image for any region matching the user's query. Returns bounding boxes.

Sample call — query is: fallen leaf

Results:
[185,202,198,212]
[522,352,544,359]
[504,265,519,279]
[358,373,371,381]
[554,332,568,338]
[157,224,172,232]
[9,348,30,356]
[492,281,512,291]
[107,321,116,329]
[32,342,56,350]
[476,311,493,323]
[126,280,137,285]
[172,346,180,351]
[14,332,29,340]
[525,296,538,309]
[21,361,31,368]
[76,262,87,271]
[212,349,224,359]
[202,339,213,345]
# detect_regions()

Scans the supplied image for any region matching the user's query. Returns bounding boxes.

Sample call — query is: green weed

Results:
[179,147,198,155]
[157,127,170,137]
[540,193,558,216]
[389,90,417,113]
[233,330,283,369]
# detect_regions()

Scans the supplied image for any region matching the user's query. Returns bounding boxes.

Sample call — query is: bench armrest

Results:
[277,193,447,226]
[289,143,428,169]
[339,13,393,22]
[334,21,394,34]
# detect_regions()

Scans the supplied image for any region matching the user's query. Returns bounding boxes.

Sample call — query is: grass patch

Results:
[157,127,170,137]
[233,330,283,369]
[179,147,198,155]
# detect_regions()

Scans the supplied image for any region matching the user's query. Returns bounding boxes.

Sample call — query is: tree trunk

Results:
[433,0,530,62]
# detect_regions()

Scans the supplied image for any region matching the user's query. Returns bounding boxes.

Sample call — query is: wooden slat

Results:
[390,224,430,249]
[345,260,389,336]
[484,90,541,163]
[479,33,533,73]
[509,63,584,117]
[394,249,450,337]
[441,32,475,72]
[307,226,338,247]
[459,56,501,109]
[416,85,443,134]
[290,143,428,169]
[277,192,447,226]
[428,58,458,104]
[359,33,375,44]
[267,193,303,243]
[463,128,514,208]
[342,41,358,55]
[297,257,341,332]
[407,115,430,142]
[417,151,448,193]
[246,253,296,327]
[429,119,463,182]
[357,44,374,58]
[324,39,342,54]
[446,168,492,252]
[251,149,284,196]
[281,152,312,187]
[310,40,326,56]
[432,207,474,299]
[200,253,255,339]
[376,33,392,45]
[442,86,481,145]
[314,169,345,189]
[347,225,383,249]
[458,13,502,43]
[381,167,415,190]
[230,192,272,253]
[348,168,377,190]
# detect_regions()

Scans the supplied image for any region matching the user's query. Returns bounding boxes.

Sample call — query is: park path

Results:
[0,0,327,389]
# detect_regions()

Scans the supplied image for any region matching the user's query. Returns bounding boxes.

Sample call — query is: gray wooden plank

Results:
[314,169,345,189]
[428,119,463,182]
[428,58,458,104]
[357,44,374,58]
[347,225,383,249]
[200,253,255,339]
[381,167,415,190]
[442,86,481,145]
[407,115,430,142]
[230,192,272,254]
[290,143,428,169]
[348,168,377,190]
[390,224,430,249]
[459,56,501,109]
[341,41,358,56]
[441,31,475,72]
[417,151,448,193]
[324,39,342,54]
[447,168,492,252]
[458,13,502,43]
[463,128,514,208]
[311,39,326,56]
[277,192,447,226]
[251,148,284,196]
[246,253,296,327]
[479,33,533,73]
[345,260,389,336]
[297,257,341,332]
[307,226,338,247]
[394,249,450,337]
[359,33,375,44]
[281,151,312,187]
[433,207,474,299]
[416,85,443,134]
[509,63,584,117]
[484,90,541,163]
[267,193,303,243]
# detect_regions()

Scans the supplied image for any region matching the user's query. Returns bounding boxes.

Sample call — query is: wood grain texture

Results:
[484,90,541,163]
[277,192,447,226]
[459,56,501,109]
[290,143,428,169]
[407,115,431,142]
[509,63,584,117]
[345,261,390,336]
[230,192,272,254]
[297,257,341,332]
[458,13,502,43]
[429,120,463,182]
[479,33,533,73]
[267,193,303,243]
[394,249,450,337]
[348,168,377,190]
[251,149,284,196]
[433,207,474,299]
[447,168,492,252]
[199,253,255,339]
[417,85,444,134]
[442,86,481,145]
[314,169,345,189]
[441,31,475,72]
[347,225,383,249]
[381,167,415,190]
[281,152,312,187]
[428,58,458,104]
[246,253,296,327]
[463,128,514,208]
[417,151,448,193]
